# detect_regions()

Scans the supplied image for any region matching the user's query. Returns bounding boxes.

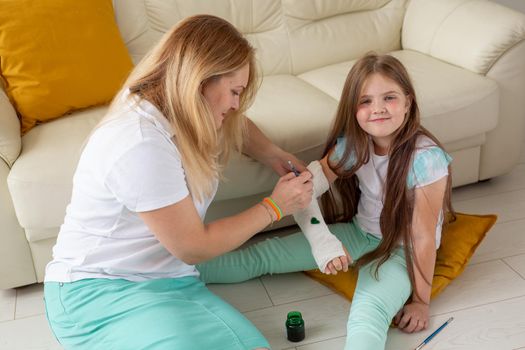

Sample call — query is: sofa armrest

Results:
[0,159,37,289]
[402,0,525,74]
[0,88,21,168]
[480,39,525,179]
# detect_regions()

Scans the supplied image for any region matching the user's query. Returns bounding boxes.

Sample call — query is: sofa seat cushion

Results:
[216,75,339,201]
[7,107,106,241]
[298,50,499,144]
[248,75,338,152]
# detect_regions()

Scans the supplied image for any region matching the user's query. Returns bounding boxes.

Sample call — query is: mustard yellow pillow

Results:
[0,0,133,134]
[304,213,497,301]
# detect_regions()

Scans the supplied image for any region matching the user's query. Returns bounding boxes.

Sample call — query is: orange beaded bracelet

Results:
[263,197,282,221]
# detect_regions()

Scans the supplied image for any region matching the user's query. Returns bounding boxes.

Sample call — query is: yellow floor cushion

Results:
[0,0,133,134]
[304,212,497,301]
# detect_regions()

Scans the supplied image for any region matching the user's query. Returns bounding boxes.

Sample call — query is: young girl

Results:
[197,53,454,350]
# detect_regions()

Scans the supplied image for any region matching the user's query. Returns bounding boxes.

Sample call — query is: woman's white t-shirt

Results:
[45,91,217,283]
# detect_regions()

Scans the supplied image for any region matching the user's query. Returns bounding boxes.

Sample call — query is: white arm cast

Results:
[293,161,346,272]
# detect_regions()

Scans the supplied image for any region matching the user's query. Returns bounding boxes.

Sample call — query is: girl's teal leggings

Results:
[197,219,412,350]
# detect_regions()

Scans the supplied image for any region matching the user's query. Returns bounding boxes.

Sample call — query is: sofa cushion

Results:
[7,107,106,241]
[216,75,339,201]
[403,0,525,75]
[298,50,499,144]
[113,0,291,75]
[113,0,409,77]
[0,0,133,134]
[283,0,407,74]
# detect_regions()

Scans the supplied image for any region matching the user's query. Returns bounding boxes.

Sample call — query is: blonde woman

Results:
[44,15,312,350]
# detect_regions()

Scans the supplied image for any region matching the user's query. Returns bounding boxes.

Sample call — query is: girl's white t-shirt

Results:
[331,136,452,248]
[45,91,217,283]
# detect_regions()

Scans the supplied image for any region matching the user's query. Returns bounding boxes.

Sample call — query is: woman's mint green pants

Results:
[197,219,412,350]
[44,277,269,350]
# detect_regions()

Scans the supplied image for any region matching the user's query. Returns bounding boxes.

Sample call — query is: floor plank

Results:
[243,294,350,350]
[0,314,61,350]
[504,254,525,280]
[15,283,45,319]
[296,336,346,349]
[453,188,525,224]
[261,272,334,306]
[207,278,273,312]
[0,289,16,323]
[387,296,525,350]
[452,163,525,202]
[430,260,525,316]
[470,219,525,265]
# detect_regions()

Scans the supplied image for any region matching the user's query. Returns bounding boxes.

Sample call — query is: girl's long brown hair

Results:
[321,53,454,297]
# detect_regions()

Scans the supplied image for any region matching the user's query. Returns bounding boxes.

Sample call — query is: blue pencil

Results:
[414,317,454,350]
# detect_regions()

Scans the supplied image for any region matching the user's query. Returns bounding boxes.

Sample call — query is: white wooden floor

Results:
[1,143,524,350]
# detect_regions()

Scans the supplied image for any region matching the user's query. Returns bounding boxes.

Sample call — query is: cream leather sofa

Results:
[2,0,525,289]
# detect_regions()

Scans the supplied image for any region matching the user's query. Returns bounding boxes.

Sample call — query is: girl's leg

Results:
[344,241,412,350]
[198,220,371,284]
[44,277,269,350]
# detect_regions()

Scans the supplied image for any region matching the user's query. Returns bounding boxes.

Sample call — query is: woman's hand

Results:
[270,172,312,216]
[268,150,307,176]
[256,144,306,176]
[324,246,352,275]
[393,301,430,333]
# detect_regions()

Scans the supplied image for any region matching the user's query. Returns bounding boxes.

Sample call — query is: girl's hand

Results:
[324,246,352,275]
[270,172,313,216]
[393,301,429,333]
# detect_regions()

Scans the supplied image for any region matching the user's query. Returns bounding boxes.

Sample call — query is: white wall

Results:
[491,0,525,14]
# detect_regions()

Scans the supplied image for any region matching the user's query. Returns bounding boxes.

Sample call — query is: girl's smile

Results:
[369,117,391,122]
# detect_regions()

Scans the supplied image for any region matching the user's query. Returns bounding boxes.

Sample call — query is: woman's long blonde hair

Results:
[108,14,258,201]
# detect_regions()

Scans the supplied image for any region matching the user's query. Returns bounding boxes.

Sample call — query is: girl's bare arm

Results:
[411,176,448,305]
[319,154,339,184]
[395,176,448,333]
